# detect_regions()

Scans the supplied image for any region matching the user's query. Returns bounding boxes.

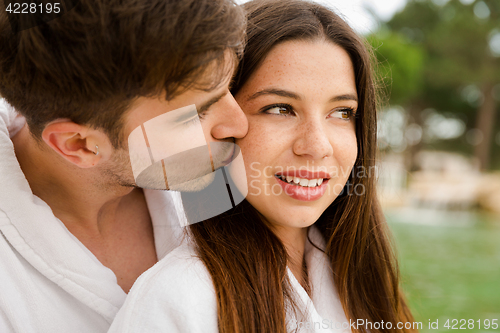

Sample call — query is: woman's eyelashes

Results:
[328,107,356,120]
[261,103,356,121]
[261,103,294,117]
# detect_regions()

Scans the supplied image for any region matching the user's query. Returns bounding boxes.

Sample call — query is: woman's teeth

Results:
[277,175,324,187]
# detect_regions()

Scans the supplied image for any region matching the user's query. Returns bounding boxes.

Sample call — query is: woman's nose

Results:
[292,119,334,160]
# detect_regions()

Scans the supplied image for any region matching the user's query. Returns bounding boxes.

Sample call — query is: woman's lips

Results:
[276,170,331,179]
[274,176,329,201]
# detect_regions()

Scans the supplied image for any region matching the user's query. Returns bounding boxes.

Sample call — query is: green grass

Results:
[386,209,500,333]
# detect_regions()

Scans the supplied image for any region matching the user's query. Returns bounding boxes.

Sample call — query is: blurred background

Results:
[329,0,500,330]
[365,2,500,330]
[236,0,500,330]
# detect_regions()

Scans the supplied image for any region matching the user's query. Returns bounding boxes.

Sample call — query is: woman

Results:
[109,0,416,332]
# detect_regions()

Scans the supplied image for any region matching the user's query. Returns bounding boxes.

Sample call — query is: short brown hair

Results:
[0,0,245,147]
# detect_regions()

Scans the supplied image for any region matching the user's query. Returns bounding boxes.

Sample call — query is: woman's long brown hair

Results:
[189,0,416,332]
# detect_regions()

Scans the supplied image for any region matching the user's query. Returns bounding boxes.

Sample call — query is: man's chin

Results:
[168,172,216,192]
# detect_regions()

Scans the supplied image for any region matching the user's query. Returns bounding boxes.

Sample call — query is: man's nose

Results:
[210,93,248,140]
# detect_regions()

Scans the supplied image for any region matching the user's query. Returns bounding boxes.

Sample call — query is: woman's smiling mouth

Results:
[274,170,330,201]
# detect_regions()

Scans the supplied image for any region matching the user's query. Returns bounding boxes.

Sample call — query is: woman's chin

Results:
[249,199,326,230]
[280,218,319,229]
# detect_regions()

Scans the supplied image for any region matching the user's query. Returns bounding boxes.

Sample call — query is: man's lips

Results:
[275,170,331,180]
[211,142,237,170]
[222,145,236,165]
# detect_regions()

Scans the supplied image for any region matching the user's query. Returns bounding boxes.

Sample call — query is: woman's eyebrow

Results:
[329,94,358,103]
[247,89,358,104]
[247,88,301,101]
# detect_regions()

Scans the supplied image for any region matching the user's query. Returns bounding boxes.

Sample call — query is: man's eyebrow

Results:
[329,94,358,103]
[247,88,301,101]
[198,91,228,114]
[171,91,228,124]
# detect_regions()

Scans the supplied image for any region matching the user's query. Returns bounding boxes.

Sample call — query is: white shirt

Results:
[108,226,351,333]
[0,100,187,333]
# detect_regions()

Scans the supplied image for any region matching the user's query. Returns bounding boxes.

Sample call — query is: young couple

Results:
[0,0,415,332]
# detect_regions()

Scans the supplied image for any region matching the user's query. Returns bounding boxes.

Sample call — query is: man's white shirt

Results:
[0,99,186,332]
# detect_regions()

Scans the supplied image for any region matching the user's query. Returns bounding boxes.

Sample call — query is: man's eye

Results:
[181,113,206,127]
[263,104,294,116]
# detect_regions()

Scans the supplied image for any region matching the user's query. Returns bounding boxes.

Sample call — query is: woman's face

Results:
[235,39,358,230]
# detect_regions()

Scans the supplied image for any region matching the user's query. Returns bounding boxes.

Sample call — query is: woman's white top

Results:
[108,226,351,333]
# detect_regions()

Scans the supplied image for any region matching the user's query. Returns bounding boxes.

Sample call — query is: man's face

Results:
[100,58,248,190]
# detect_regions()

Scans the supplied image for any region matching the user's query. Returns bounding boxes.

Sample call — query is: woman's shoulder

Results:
[138,242,212,288]
[109,242,218,333]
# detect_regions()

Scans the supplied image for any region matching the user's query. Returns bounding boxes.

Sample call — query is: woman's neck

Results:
[270,225,310,291]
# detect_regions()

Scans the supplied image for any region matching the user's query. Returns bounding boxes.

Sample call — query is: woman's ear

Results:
[41,120,109,168]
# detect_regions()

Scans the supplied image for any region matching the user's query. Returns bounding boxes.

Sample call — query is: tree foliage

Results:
[370,0,500,169]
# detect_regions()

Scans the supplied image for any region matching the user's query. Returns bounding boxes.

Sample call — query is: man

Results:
[0,0,247,331]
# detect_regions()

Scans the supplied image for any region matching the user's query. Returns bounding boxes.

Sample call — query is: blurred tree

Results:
[369,31,426,171]
[372,0,500,170]
[369,32,425,106]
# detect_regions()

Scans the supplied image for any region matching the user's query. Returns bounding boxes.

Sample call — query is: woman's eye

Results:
[329,108,355,120]
[263,105,293,116]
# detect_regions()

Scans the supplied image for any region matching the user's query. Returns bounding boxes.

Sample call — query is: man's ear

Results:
[41,120,109,168]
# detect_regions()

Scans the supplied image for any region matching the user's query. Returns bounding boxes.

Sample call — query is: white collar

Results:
[0,99,185,322]
[286,226,350,332]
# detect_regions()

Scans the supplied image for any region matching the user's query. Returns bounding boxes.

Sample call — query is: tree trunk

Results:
[404,101,425,173]
[474,83,498,170]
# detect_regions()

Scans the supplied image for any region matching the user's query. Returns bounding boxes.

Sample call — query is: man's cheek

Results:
[128,104,207,190]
